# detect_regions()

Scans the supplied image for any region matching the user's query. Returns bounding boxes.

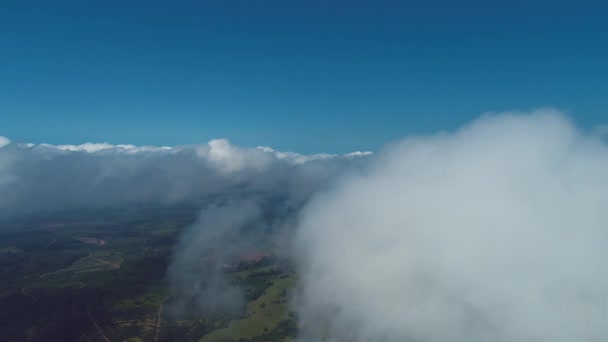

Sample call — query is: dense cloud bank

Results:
[0,137,369,217]
[295,109,608,341]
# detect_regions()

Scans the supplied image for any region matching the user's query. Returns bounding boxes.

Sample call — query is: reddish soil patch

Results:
[74,237,106,245]
[236,251,271,263]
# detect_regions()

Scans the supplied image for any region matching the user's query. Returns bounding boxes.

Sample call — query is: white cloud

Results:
[0,136,369,216]
[0,136,10,148]
[37,142,172,154]
[343,151,373,158]
[195,138,276,173]
[296,109,608,342]
[0,136,14,185]
[257,146,373,165]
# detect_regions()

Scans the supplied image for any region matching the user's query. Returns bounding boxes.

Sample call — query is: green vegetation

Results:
[0,206,298,341]
[201,276,295,342]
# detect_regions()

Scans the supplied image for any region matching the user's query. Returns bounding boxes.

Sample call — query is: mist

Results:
[295,108,608,341]
[167,200,262,315]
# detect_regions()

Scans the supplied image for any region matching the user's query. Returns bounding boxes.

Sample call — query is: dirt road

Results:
[45,235,57,249]
[88,254,122,269]
[85,307,111,342]
[155,297,169,342]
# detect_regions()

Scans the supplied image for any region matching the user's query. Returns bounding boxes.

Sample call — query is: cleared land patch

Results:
[200,275,295,342]
[41,254,123,278]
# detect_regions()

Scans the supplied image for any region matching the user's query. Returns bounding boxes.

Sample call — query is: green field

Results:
[201,275,295,342]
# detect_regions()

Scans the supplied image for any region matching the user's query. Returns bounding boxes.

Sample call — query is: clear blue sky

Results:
[1,0,607,153]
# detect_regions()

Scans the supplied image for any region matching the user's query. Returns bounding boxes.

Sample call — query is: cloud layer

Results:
[295,109,608,341]
[0,137,369,218]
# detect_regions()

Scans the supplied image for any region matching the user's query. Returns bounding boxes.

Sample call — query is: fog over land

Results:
[3,109,608,341]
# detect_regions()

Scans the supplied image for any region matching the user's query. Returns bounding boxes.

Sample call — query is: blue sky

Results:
[1,0,607,153]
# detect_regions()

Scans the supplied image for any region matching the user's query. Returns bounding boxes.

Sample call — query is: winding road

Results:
[20,287,37,303]
[0,287,37,315]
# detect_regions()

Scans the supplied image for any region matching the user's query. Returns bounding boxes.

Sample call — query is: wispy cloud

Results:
[0,136,10,148]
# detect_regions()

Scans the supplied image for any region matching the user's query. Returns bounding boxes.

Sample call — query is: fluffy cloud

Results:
[0,138,370,218]
[295,109,608,341]
[0,136,10,148]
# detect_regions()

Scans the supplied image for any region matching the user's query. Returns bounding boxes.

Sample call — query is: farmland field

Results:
[0,206,298,342]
